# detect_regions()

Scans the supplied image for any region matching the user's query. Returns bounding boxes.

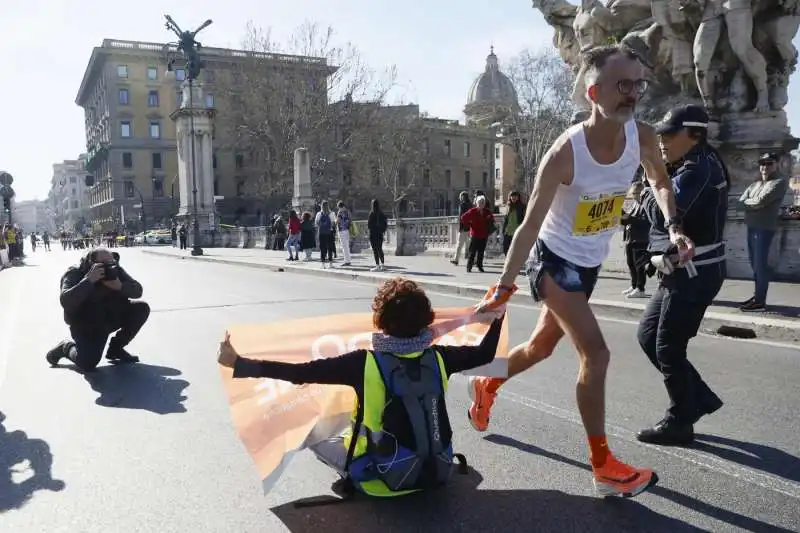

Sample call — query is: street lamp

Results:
[164,15,212,257]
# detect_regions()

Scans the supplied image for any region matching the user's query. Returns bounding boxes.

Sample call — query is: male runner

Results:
[470,44,695,498]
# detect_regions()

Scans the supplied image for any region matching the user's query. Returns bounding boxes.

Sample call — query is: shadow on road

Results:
[272,467,703,533]
[694,433,800,484]
[485,434,796,533]
[83,363,189,414]
[0,412,65,513]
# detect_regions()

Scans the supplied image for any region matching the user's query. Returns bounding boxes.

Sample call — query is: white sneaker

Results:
[370,266,380,272]
[627,289,648,299]
[622,287,636,296]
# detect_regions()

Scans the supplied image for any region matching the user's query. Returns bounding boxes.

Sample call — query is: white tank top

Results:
[537,119,640,268]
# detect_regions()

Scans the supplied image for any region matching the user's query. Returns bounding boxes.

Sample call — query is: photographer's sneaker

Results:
[45,342,69,366]
[106,346,139,364]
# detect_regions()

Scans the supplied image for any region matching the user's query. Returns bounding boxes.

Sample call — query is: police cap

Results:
[758,152,780,164]
[655,105,709,135]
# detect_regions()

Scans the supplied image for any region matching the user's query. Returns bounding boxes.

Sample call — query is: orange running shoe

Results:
[592,455,658,498]
[467,376,497,432]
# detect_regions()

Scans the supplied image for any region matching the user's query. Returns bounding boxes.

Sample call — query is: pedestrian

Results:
[459,195,495,273]
[178,224,187,250]
[635,104,728,446]
[621,178,650,298]
[502,191,525,256]
[315,201,335,268]
[300,211,316,262]
[271,215,286,251]
[218,277,505,500]
[336,201,352,267]
[450,191,472,266]
[367,199,388,271]
[470,44,694,498]
[285,210,301,261]
[738,152,789,312]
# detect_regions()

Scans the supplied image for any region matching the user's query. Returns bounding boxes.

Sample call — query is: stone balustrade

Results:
[187,215,800,281]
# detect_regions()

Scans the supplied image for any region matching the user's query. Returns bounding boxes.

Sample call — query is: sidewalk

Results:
[142,246,800,343]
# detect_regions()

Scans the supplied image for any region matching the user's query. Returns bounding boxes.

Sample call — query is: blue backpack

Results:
[318,212,333,234]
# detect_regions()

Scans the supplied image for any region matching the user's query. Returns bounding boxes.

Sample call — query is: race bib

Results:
[572,191,626,236]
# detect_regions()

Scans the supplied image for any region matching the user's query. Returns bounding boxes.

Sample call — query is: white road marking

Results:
[451,374,800,500]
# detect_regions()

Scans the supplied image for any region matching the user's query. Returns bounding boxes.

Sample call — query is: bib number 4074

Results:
[587,198,616,219]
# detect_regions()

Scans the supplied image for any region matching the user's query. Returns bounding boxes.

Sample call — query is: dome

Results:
[466,47,518,108]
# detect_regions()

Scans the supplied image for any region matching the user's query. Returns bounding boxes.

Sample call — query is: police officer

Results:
[636,105,727,446]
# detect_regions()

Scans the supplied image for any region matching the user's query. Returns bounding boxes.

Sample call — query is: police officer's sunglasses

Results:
[617,78,649,96]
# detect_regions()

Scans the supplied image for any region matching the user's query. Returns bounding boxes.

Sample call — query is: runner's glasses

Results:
[618,78,648,96]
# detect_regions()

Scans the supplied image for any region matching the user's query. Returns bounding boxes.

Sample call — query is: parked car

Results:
[134,230,172,245]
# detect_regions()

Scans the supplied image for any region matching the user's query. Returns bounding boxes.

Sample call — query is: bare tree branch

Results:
[212,21,398,212]
[502,47,575,193]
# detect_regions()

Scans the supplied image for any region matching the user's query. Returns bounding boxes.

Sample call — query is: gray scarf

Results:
[371,328,433,354]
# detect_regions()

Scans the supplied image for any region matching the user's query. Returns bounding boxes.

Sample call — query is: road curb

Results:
[142,250,800,344]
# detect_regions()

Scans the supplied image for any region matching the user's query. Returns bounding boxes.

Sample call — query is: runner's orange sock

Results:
[588,435,610,468]
[486,377,506,394]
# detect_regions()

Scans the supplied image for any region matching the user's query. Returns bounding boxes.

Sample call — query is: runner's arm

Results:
[436,317,504,376]
[638,122,679,221]
[232,350,367,388]
[498,138,572,287]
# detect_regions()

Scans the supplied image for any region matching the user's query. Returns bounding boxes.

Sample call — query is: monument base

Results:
[292,196,316,215]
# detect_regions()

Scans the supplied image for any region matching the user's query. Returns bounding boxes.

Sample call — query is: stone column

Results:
[170,81,216,230]
[292,148,315,213]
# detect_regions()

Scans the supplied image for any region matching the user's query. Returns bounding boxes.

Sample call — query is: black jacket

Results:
[621,201,650,244]
[60,251,143,332]
[458,200,472,231]
[367,210,388,237]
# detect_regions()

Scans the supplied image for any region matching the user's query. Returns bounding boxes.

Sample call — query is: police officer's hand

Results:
[669,229,695,264]
[85,263,105,283]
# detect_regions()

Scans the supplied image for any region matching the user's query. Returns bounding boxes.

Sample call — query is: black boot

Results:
[637,419,694,446]
[46,341,72,367]
[106,344,140,364]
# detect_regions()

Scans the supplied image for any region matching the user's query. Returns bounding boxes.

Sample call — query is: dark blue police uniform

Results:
[636,108,728,445]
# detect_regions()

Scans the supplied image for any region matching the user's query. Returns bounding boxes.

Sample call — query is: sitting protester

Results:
[47,248,150,372]
[218,277,505,499]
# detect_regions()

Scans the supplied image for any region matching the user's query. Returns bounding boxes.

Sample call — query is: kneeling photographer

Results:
[47,248,150,371]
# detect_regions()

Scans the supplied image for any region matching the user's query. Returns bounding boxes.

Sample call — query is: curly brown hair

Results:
[372,278,435,338]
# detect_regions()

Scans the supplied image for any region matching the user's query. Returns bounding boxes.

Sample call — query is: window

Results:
[71,200,79,209]
[482,144,488,160]
[175,68,186,81]
[147,67,158,80]
[464,142,471,158]
[117,65,128,78]
[236,180,245,197]
[153,178,164,198]
[445,169,451,187]
[122,152,133,168]
[69,176,76,184]
[423,138,430,155]
[205,93,215,108]
[422,168,431,186]
[149,121,161,139]
[120,121,132,138]
[444,139,451,157]
[152,152,162,169]
[482,171,489,187]
[176,90,183,106]
[235,153,244,169]
[213,178,219,196]
[71,188,76,197]
[124,181,135,198]
[118,89,129,105]
[148,90,159,107]
[212,154,217,169]
[495,146,500,159]
[495,168,500,179]
[465,170,471,188]
[397,168,407,186]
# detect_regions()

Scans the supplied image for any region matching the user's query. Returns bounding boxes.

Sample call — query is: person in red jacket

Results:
[459,195,495,273]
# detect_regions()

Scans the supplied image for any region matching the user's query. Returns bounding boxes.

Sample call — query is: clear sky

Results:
[1,0,798,202]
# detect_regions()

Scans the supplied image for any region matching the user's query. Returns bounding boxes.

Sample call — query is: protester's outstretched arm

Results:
[436,317,504,376]
[227,348,366,389]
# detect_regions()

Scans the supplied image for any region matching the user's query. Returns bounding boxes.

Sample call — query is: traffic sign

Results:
[0,172,12,186]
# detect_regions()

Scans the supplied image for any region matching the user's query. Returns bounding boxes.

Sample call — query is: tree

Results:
[501,47,575,193]
[212,21,397,213]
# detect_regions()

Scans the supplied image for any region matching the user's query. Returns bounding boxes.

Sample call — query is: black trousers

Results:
[64,301,151,371]
[370,233,384,265]
[467,237,487,270]
[636,264,724,424]
[502,234,513,255]
[179,236,187,250]
[319,233,335,261]
[625,242,648,291]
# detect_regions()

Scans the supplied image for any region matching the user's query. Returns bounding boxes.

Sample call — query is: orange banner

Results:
[219,307,509,492]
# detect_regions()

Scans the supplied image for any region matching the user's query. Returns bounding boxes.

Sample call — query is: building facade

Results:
[75,39,334,230]
[11,200,50,233]
[49,157,91,233]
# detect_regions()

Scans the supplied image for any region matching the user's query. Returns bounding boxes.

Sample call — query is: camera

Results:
[103,262,120,281]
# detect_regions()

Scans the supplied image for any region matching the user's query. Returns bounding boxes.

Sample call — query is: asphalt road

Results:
[1,249,798,533]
